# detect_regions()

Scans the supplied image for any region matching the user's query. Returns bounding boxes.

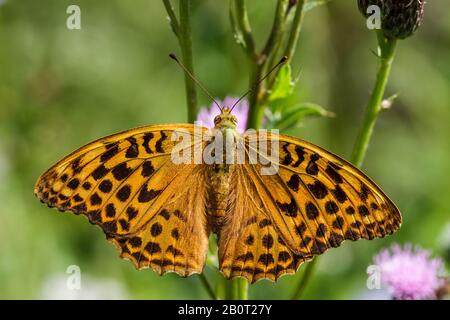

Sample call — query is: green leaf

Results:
[272,103,334,131]
[269,64,295,102]
[304,0,332,12]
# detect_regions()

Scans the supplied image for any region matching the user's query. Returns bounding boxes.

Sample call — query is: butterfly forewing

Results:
[217,130,401,282]
[35,124,210,276]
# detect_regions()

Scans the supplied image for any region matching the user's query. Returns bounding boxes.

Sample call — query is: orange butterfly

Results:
[35,104,401,283]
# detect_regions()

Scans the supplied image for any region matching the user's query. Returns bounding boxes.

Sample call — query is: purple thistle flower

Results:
[374,244,446,300]
[196,97,249,133]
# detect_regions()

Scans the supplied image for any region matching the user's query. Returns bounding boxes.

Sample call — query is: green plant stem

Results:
[178,0,198,123]
[247,63,265,129]
[233,0,263,131]
[262,0,289,59]
[234,0,257,59]
[163,0,198,123]
[290,258,317,300]
[242,0,305,129]
[351,32,397,166]
[284,0,306,61]
[162,0,180,35]
[198,274,217,300]
[243,0,286,129]
[230,278,249,300]
[215,276,227,300]
[291,31,398,301]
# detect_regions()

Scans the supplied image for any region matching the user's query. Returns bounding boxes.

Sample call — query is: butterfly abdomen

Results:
[206,164,235,233]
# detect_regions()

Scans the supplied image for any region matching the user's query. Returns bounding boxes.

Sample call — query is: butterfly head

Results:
[214,107,238,130]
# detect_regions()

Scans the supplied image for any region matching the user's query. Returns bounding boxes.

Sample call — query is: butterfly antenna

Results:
[230,56,288,112]
[169,53,222,112]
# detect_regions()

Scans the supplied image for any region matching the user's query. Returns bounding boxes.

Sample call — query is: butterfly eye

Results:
[214,116,221,124]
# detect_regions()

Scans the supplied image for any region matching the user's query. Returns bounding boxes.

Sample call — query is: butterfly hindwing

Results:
[108,165,209,276]
[218,165,312,283]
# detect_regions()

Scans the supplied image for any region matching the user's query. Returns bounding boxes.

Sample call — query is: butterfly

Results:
[34,104,402,283]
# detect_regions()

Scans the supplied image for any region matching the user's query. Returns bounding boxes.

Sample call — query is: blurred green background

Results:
[0,0,449,299]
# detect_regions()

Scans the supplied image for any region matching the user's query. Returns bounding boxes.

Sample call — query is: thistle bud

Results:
[358,0,425,39]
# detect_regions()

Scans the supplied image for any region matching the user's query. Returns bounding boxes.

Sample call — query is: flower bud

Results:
[358,0,425,39]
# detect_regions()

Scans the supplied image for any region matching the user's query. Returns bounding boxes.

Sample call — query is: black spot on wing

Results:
[67,178,80,190]
[142,132,154,154]
[112,163,132,181]
[316,223,327,238]
[276,198,298,217]
[171,228,179,240]
[307,181,328,199]
[98,179,112,193]
[90,193,102,206]
[141,161,155,177]
[101,143,119,162]
[332,216,345,229]
[259,219,272,228]
[358,205,370,216]
[125,137,139,158]
[281,144,293,165]
[150,222,163,237]
[116,185,131,202]
[305,202,319,219]
[287,174,301,192]
[258,253,274,266]
[306,154,320,175]
[245,235,254,245]
[262,235,274,248]
[155,132,167,153]
[346,206,355,215]
[71,158,82,174]
[359,185,370,201]
[105,203,116,218]
[332,185,348,203]
[325,201,339,214]
[129,236,142,248]
[138,184,161,203]
[126,206,138,220]
[119,219,130,231]
[310,239,327,254]
[159,209,170,221]
[73,194,83,202]
[325,165,343,184]
[292,146,306,168]
[145,242,161,254]
[237,253,254,262]
[278,251,290,262]
[295,222,307,236]
[82,181,91,190]
[92,164,109,180]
